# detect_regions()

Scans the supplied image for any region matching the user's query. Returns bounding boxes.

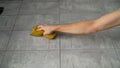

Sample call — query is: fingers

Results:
[36,25,44,31]
[36,24,48,31]
[36,24,52,35]
[37,25,43,29]
[36,28,43,31]
[37,24,48,28]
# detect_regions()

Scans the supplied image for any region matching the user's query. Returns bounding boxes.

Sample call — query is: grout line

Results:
[0,48,116,51]
[0,29,12,65]
[0,0,59,3]
[0,49,59,51]
[0,13,59,16]
[59,48,107,51]
[17,13,60,16]
[112,41,120,62]
[5,0,23,50]
[0,2,24,65]
[22,0,59,2]
[58,1,61,68]
[0,15,19,16]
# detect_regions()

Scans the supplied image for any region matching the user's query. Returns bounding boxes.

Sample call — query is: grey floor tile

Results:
[95,27,120,48]
[14,14,59,30]
[60,0,105,13]
[0,16,16,30]
[0,31,11,50]
[0,51,6,65]
[14,15,38,30]
[60,33,72,49]
[7,31,59,50]
[94,32,115,49]
[105,27,120,41]
[0,2,21,15]
[0,50,60,68]
[103,0,120,12]
[61,49,120,68]
[60,31,116,49]
[61,49,101,68]
[115,49,120,60]
[113,41,120,48]
[101,27,120,48]
[71,34,100,49]
[100,49,120,68]
[19,2,59,15]
[48,36,60,49]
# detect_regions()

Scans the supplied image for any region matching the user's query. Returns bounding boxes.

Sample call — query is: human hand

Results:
[36,24,56,35]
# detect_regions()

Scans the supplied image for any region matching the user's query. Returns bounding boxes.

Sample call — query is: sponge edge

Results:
[30,25,57,39]
[44,32,57,39]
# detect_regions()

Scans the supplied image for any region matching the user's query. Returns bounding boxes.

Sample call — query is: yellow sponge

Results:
[30,25,44,36]
[30,25,57,39]
[44,32,56,39]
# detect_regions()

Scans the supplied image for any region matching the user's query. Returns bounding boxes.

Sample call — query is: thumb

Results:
[43,32,48,35]
[36,28,44,31]
[43,31,51,35]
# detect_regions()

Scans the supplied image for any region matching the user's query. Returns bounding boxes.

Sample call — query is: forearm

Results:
[94,9,120,31]
[54,20,96,34]
[53,9,120,34]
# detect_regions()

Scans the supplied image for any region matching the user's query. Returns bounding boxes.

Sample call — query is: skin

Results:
[37,9,120,35]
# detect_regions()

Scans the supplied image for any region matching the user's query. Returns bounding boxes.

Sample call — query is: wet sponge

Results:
[30,25,56,39]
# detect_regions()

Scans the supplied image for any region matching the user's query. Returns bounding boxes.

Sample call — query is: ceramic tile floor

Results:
[0,0,120,68]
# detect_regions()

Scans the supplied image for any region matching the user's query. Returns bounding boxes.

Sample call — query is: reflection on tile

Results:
[60,0,105,13]
[19,2,59,15]
[14,14,59,30]
[7,31,59,50]
[0,31,11,50]
[100,49,120,68]
[0,2,21,15]
[0,16,16,30]
[61,50,101,68]
[1,50,59,68]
